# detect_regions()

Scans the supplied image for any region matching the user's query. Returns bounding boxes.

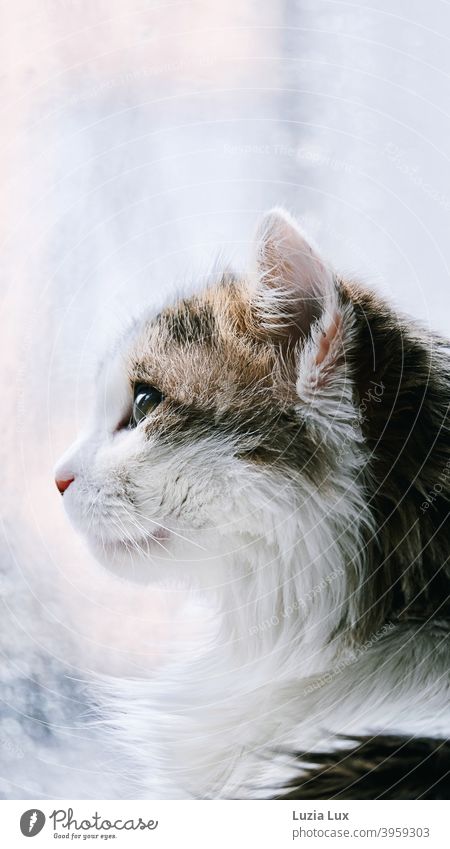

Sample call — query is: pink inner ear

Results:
[316,312,342,366]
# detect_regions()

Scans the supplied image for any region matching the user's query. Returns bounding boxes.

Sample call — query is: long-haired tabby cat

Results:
[55,208,449,799]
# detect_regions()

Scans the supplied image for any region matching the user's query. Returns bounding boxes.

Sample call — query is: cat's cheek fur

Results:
[57,428,247,579]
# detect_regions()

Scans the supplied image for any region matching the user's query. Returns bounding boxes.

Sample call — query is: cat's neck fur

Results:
[96,459,376,799]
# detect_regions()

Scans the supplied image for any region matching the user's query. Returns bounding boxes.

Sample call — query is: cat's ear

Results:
[251,208,355,413]
[251,207,334,338]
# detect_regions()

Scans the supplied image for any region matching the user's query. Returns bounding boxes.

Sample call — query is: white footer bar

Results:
[0,799,446,848]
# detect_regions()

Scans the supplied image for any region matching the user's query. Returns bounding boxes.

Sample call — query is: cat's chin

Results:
[87,532,172,584]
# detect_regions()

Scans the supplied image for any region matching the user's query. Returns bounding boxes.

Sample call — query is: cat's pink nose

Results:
[55,476,75,495]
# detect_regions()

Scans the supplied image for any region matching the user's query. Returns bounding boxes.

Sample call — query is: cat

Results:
[55,208,450,799]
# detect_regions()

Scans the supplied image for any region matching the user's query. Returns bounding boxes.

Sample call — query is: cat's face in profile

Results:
[55,209,361,581]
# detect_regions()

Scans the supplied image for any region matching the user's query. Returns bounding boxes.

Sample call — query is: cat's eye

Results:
[132,383,164,425]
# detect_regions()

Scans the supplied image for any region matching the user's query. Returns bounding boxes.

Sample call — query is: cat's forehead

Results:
[143,277,250,345]
[125,278,276,399]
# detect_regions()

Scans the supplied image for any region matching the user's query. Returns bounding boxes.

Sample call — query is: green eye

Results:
[132,383,164,425]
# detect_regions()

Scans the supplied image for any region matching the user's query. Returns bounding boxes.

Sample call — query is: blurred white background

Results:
[1,0,450,796]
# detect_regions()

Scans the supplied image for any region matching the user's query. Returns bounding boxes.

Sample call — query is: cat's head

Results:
[55,209,366,584]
